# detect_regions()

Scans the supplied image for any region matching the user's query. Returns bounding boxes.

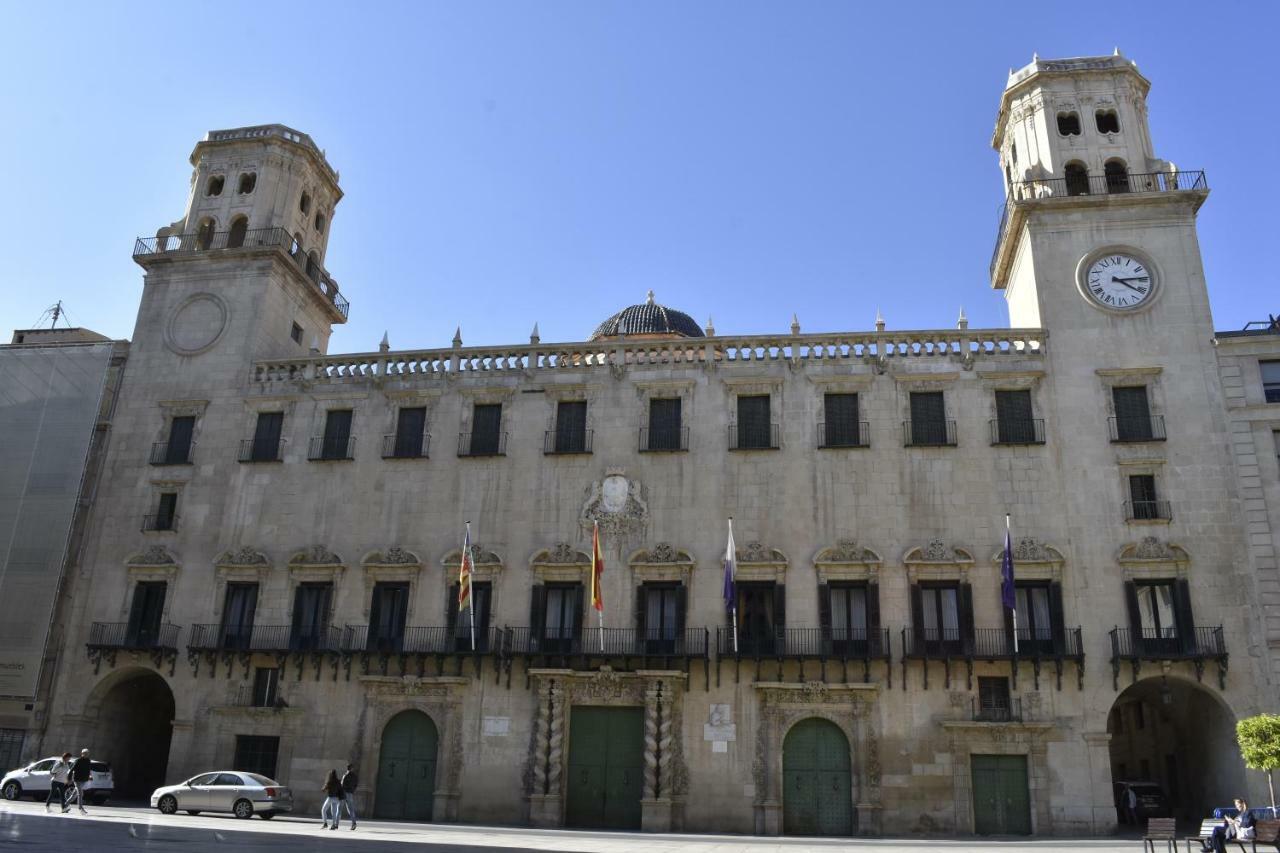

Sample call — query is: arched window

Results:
[205,175,225,197]
[227,216,249,248]
[314,211,326,234]
[1064,162,1090,197]
[196,218,216,250]
[1057,112,1081,136]
[1105,160,1130,194]
[299,192,311,214]
[1010,141,1018,166]
[237,172,257,194]
[1096,110,1120,134]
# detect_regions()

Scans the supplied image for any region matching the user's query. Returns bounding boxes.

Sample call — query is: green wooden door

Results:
[374,711,438,821]
[565,707,644,830]
[783,718,853,836]
[971,754,1031,835]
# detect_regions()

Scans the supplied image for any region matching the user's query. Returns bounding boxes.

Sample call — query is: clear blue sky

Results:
[1,2,1274,351]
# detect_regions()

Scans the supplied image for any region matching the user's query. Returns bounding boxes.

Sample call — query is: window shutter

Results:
[675,584,687,636]
[126,583,148,642]
[1173,578,1197,654]
[446,583,460,631]
[475,583,492,635]
[369,586,385,643]
[867,582,881,653]
[529,584,546,650]
[570,585,585,651]
[773,584,786,643]
[1123,581,1143,638]
[1002,593,1015,654]
[909,585,923,645]
[1048,582,1066,654]
[634,585,647,644]
[958,583,975,647]
[817,583,832,639]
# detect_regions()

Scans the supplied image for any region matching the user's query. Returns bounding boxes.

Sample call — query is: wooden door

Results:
[971,754,1031,835]
[374,711,438,821]
[565,707,644,830]
[783,718,852,836]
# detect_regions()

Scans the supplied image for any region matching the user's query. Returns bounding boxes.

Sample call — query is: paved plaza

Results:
[0,801,1151,852]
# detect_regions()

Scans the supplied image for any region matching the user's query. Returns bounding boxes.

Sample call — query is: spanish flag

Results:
[590,520,605,612]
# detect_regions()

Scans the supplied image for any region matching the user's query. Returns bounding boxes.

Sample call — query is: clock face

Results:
[1084,254,1154,310]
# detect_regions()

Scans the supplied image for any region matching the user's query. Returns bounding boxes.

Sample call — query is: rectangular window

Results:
[735,394,773,449]
[319,409,353,460]
[977,676,1012,721]
[823,393,862,447]
[368,582,410,653]
[0,729,23,775]
[453,581,492,652]
[646,398,683,451]
[469,404,503,456]
[1112,386,1154,441]
[736,582,780,655]
[994,389,1037,444]
[164,416,195,464]
[250,667,279,708]
[290,582,333,651]
[829,583,868,645]
[290,322,303,344]
[909,391,950,446]
[219,583,258,650]
[1129,474,1160,520]
[1136,582,1177,639]
[126,581,167,647]
[233,735,280,780]
[1263,361,1280,404]
[640,583,682,654]
[250,412,284,461]
[152,492,178,530]
[542,583,582,654]
[917,583,962,654]
[553,400,588,453]
[391,407,427,458]
[1014,583,1054,652]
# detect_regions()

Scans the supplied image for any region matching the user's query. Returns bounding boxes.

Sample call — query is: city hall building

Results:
[19,53,1280,836]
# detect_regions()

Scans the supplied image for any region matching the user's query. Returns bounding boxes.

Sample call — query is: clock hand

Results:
[1113,276,1150,283]
[1111,277,1143,293]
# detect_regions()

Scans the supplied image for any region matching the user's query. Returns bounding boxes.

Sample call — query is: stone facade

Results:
[29,55,1280,837]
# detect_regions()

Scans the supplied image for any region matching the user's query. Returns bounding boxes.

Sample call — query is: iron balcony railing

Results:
[903,627,1084,659]
[132,226,349,319]
[1124,499,1173,522]
[458,431,507,457]
[715,627,891,660]
[87,621,181,651]
[817,421,871,449]
[1109,414,1167,443]
[639,426,689,452]
[141,513,179,532]
[149,441,194,465]
[1109,626,1226,660]
[238,438,284,462]
[903,419,957,447]
[342,625,502,655]
[307,436,355,461]
[188,623,343,654]
[973,696,1023,723]
[232,684,286,708]
[506,627,709,659]
[729,423,780,451]
[381,432,430,459]
[544,429,593,455]
[989,418,1045,445]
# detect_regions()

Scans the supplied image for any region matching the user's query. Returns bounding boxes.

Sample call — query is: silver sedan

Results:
[151,771,293,819]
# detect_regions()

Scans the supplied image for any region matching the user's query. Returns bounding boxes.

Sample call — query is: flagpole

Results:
[465,521,475,652]
[729,517,738,655]
[1007,513,1018,655]
[594,521,604,652]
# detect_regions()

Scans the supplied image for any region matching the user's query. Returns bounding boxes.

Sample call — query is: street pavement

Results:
[0,800,1150,851]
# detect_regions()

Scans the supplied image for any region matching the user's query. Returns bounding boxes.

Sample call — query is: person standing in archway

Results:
[47,753,71,813]
[68,749,92,814]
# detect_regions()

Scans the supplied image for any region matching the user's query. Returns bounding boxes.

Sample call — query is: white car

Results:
[151,771,293,819]
[1,757,114,804]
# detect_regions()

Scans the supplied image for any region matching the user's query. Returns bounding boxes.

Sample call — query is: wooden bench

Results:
[1184,817,1280,853]
[1145,817,1176,853]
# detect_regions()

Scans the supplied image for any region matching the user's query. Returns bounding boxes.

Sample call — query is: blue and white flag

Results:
[722,519,737,611]
[1001,514,1018,653]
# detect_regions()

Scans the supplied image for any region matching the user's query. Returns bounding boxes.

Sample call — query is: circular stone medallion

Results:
[165,293,228,355]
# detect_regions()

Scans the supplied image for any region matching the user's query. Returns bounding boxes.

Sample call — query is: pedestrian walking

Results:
[46,752,72,813]
[68,749,92,814]
[320,769,344,830]
[339,763,359,830]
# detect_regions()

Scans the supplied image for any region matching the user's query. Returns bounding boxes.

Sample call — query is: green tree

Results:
[1237,714,1280,811]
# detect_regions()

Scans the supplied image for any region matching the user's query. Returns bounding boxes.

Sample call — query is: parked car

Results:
[151,771,292,819]
[1114,780,1171,821]
[1,757,114,804]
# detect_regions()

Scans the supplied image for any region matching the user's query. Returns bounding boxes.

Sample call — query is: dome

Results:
[590,291,705,341]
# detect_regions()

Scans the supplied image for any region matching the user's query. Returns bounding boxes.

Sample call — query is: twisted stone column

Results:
[532,678,551,796]
[657,685,674,798]
[546,681,565,798]
[643,681,660,799]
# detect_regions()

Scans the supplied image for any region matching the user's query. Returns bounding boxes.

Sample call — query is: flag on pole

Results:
[458,522,476,650]
[1001,514,1019,653]
[723,518,738,654]
[590,521,605,651]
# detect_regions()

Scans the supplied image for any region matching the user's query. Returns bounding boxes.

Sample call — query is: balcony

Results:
[342,625,500,656]
[457,431,507,457]
[989,418,1045,445]
[132,226,349,320]
[1109,626,1228,688]
[238,438,284,462]
[381,432,430,459]
[1124,499,1172,522]
[1109,414,1167,443]
[972,696,1023,723]
[639,426,689,453]
[307,436,355,461]
[903,419,957,447]
[188,624,343,654]
[729,423,780,451]
[141,513,179,532]
[902,627,1085,690]
[86,621,181,675]
[544,429,593,455]
[149,441,194,465]
[817,421,871,449]
[715,627,891,686]
[508,627,709,660]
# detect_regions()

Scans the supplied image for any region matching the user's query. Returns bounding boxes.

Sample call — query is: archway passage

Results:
[565,707,644,830]
[374,711,438,821]
[783,717,853,836]
[1107,678,1246,824]
[95,670,175,798]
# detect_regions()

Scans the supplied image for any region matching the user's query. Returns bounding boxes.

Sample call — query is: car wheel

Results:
[158,794,178,815]
[1,781,20,800]
[232,799,254,819]
[186,811,200,816]
[258,812,275,820]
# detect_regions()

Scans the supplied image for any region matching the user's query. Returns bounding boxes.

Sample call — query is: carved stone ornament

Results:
[127,545,176,566]
[647,543,680,563]
[534,542,589,566]
[215,546,269,567]
[906,539,973,565]
[1133,536,1178,560]
[1013,538,1054,562]
[580,470,649,542]
[739,542,786,565]
[581,668,629,702]
[363,546,420,566]
[289,545,342,566]
[817,540,876,564]
[442,544,501,568]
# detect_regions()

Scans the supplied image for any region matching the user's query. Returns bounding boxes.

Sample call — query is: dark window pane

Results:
[648,398,682,450]
[1261,361,1280,403]
[251,668,278,707]
[737,395,771,448]
[252,412,283,460]
[321,410,352,459]
[166,416,195,463]
[910,392,947,445]
[156,492,177,529]
[369,583,410,652]
[995,390,1034,443]
[1130,475,1158,519]
[127,582,167,646]
[394,407,426,457]
[643,584,680,653]
[736,583,777,655]
[1113,386,1152,440]
[555,401,587,452]
[454,582,492,651]
[470,404,502,455]
[290,583,333,651]
[233,735,279,779]
[824,393,860,446]
[221,583,258,649]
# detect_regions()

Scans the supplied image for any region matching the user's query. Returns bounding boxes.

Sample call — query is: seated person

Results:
[1202,798,1255,853]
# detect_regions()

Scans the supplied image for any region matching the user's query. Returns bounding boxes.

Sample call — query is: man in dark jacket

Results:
[339,763,358,830]
[68,749,92,814]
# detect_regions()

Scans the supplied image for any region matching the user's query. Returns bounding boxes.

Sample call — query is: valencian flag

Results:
[590,521,605,650]
[1001,514,1019,653]
[458,522,476,650]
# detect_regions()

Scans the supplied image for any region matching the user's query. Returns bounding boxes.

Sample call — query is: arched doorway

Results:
[783,717,853,836]
[1108,677,1246,823]
[374,710,438,821]
[94,670,175,798]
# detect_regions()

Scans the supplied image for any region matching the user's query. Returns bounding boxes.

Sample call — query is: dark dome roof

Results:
[591,291,704,341]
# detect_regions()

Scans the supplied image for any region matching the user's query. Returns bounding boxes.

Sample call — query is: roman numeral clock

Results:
[1076,248,1159,312]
